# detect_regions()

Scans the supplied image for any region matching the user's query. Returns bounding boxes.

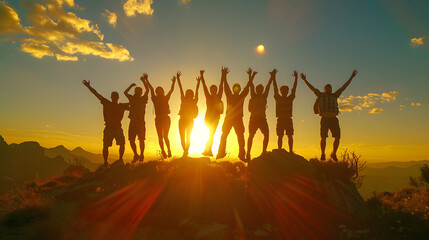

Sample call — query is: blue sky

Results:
[0,0,428,161]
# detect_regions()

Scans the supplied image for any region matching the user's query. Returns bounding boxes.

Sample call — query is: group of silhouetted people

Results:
[83,68,358,167]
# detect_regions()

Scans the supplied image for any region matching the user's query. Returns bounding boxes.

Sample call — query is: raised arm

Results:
[176,71,184,99]
[222,66,232,97]
[263,70,275,98]
[335,70,357,96]
[140,73,149,96]
[200,70,209,97]
[195,77,201,101]
[290,70,298,97]
[166,76,176,99]
[300,73,320,96]
[82,80,105,102]
[241,70,255,97]
[144,76,155,98]
[217,71,224,99]
[273,70,280,98]
[247,68,256,97]
[124,83,136,99]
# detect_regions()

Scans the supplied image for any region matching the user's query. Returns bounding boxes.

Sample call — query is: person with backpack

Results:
[177,71,201,157]
[200,69,224,157]
[216,67,254,161]
[123,74,149,163]
[301,70,358,161]
[82,80,129,167]
[246,68,274,161]
[273,70,298,153]
[142,74,176,159]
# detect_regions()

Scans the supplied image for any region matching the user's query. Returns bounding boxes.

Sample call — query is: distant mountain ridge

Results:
[44,145,101,171]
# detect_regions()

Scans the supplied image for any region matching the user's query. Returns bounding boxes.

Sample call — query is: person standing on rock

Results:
[82,80,129,167]
[200,69,224,157]
[124,74,149,163]
[301,70,358,161]
[216,67,254,161]
[177,71,201,157]
[246,68,274,161]
[142,74,176,159]
[273,70,298,153]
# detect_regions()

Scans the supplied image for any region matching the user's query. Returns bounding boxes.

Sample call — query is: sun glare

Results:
[256,44,266,54]
[189,116,221,156]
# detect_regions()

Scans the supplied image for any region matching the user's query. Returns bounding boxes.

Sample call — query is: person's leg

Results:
[119,144,125,160]
[320,117,328,160]
[261,119,269,154]
[185,120,194,155]
[286,118,294,153]
[204,119,218,155]
[320,138,326,160]
[116,128,126,161]
[330,117,341,161]
[247,118,256,160]
[138,124,146,161]
[103,127,113,166]
[103,146,109,164]
[164,117,172,157]
[178,119,186,153]
[287,135,294,153]
[129,122,139,162]
[217,119,232,159]
[333,137,340,155]
[155,120,165,153]
[235,120,246,161]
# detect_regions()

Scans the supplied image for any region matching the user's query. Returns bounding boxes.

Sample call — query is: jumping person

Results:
[200,69,224,156]
[82,80,129,167]
[216,67,253,161]
[176,71,200,157]
[143,75,176,159]
[301,70,358,161]
[273,70,298,153]
[124,74,149,163]
[246,68,274,161]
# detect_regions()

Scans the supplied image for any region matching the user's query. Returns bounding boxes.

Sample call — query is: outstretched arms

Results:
[200,70,209,98]
[176,71,184,99]
[195,76,201,101]
[300,73,320,96]
[273,70,280,98]
[290,70,298,97]
[144,75,155,98]
[140,73,149,96]
[166,76,176,99]
[217,70,224,99]
[263,69,275,98]
[247,68,256,98]
[242,69,256,97]
[82,80,106,102]
[335,70,357,96]
[222,66,232,97]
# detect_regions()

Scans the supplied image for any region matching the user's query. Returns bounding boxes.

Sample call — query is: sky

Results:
[0,0,428,162]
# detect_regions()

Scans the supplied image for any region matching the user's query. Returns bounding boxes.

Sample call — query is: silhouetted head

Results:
[210,85,218,95]
[255,84,264,95]
[280,86,289,96]
[324,84,332,94]
[111,91,119,102]
[134,87,143,96]
[185,89,194,99]
[155,87,165,96]
[232,83,241,95]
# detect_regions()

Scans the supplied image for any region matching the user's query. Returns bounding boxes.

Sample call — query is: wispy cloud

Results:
[0,1,22,36]
[369,108,383,114]
[178,0,191,5]
[103,9,117,28]
[338,91,398,113]
[410,37,424,47]
[411,102,422,107]
[124,0,154,17]
[1,0,133,62]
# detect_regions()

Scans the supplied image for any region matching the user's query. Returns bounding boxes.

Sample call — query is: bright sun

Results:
[188,115,221,156]
[256,44,265,54]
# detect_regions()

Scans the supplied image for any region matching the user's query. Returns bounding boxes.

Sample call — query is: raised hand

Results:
[200,70,205,76]
[176,71,182,78]
[222,66,230,75]
[196,76,202,82]
[292,70,298,78]
[82,80,90,86]
[172,76,176,82]
[351,70,358,77]
[300,73,306,81]
[246,68,253,76]
[130,83,137,87]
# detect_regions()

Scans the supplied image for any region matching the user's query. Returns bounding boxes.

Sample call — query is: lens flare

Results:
[256,44,266,54]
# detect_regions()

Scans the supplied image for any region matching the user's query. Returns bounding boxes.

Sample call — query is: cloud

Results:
[4,0,133,62]
[338,91,398,113]
[0,1,22,34]
[103,9,117,28]
[410,37,424,47]
[411,102,422,107]
[56,53,78,61]
[369,108,383,114]
[21,42,54,58]
[178,0,191,5]
[124,0,154,17]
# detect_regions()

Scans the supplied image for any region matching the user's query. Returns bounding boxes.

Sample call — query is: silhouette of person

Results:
[216,67,253,161]
[246,68,274,161]
[273,70,298,153]
[124,74,149,163]
[200,69,224,156]
[82,80,129,167]
[177,71,200,157]
[301,70,358,161]
[142,75,176,159]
